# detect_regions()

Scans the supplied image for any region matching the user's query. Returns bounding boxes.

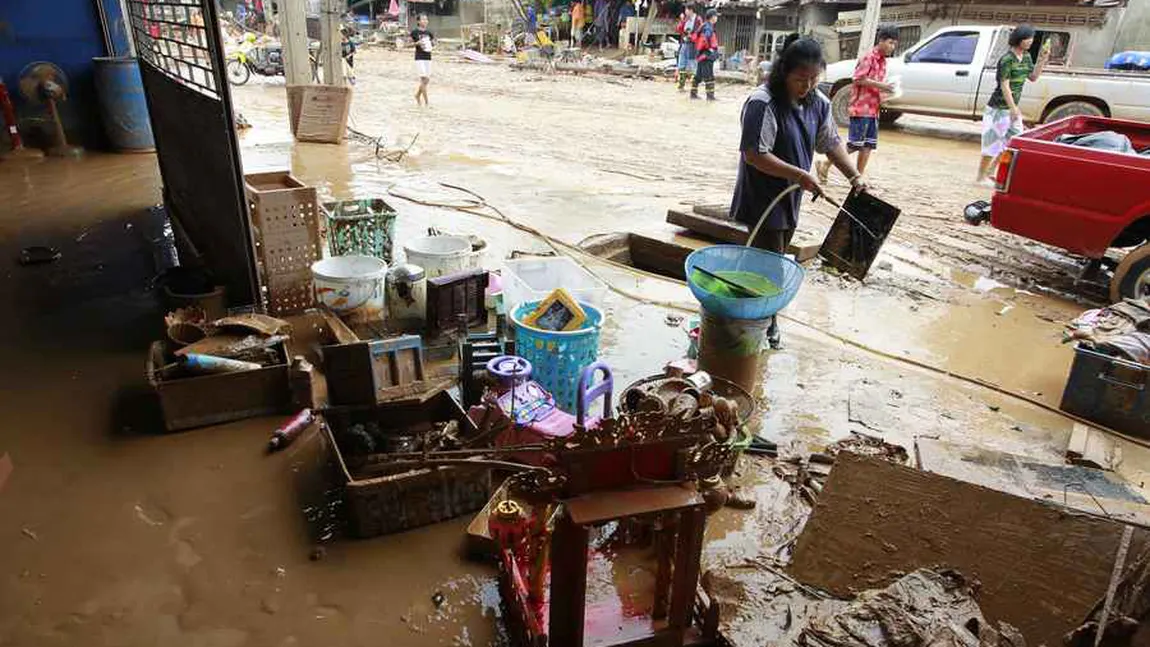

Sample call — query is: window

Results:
[909,31,978,65]
[1032,30,1070,66]
[894,26,920,56]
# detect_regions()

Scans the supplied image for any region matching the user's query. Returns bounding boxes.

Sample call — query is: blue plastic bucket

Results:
[684,245,805,320]
[92,57,155,152]
[510,301,603,413]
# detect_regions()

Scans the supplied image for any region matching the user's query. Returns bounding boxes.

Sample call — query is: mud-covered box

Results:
[320,391,493,538]
[1061,346,1150,437]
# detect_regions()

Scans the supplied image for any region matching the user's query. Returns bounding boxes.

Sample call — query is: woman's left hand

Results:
[850,174,869,193]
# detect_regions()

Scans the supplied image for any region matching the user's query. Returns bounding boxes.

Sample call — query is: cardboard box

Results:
[290,84,352,144]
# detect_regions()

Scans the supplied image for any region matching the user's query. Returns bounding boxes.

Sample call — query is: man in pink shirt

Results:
[818,25,898,182]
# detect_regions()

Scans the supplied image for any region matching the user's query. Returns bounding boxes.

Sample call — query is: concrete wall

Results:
[1113,0,1150,53]
[0,0,126,150]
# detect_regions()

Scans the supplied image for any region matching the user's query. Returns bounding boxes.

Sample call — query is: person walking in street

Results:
[570,0,585,47]
[816,24,899,182]
[976,23,1049,186]
[675,5,699,91]
[617,0,637,50]
[690,9,719,101]
[594,0,610,50]
[411,14,435,106]
[728,37,868,348]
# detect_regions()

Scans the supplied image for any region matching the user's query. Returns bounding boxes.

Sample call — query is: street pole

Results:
[320,0,346,85]
[857,0,882,55]
[280,0,312,85]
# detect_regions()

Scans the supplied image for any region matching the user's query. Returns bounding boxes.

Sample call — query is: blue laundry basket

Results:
[685,245,805,320]
[511,301,603,413]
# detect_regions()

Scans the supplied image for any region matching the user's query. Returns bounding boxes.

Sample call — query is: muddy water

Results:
[1,49,1144,647]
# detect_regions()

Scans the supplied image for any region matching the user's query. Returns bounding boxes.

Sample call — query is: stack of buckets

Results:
[684,245,805,393]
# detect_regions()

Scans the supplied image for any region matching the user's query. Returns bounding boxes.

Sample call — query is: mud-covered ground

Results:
[1,48,1144,647]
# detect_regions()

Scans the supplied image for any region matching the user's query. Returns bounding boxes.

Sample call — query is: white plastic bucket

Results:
[311,255,388,323]
[404,235,475,278]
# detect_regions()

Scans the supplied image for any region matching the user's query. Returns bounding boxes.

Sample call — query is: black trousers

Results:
[692,59,715,90]
[746,227,795,254]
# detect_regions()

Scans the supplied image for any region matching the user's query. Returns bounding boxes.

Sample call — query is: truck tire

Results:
[1111,244,1150,302]
[831,86,851,127]
[879,110,902,126]
[1043,100,1105,124]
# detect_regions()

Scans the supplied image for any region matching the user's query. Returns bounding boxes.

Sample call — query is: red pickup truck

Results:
[975,116,1150,301]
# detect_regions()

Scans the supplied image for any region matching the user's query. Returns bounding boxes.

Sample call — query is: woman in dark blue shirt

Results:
[729,37,868,347]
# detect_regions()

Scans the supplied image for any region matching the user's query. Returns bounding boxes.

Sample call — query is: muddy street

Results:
[0,47,1144,647]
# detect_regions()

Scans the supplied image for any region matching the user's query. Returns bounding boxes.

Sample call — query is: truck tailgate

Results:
[990,116,1150,258]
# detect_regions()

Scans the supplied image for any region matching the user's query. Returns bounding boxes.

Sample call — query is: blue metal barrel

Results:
[92,57,155,152]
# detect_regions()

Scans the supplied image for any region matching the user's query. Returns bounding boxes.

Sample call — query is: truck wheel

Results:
[1111,244,1150,302]
[831,86,851,127]
[1043,100,1105,124]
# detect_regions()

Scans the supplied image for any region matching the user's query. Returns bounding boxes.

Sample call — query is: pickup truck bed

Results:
[989,116,1150,300]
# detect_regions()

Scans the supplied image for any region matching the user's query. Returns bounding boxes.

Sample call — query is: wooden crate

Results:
[321,391,492,538]
[323,335,429,405]
[147,341,291,431]
[245,171,322,316]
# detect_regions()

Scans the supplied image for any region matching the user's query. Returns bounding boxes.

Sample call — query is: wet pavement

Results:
[1,48,1147,647]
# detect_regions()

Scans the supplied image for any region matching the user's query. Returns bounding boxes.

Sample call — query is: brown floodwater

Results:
[1,49,1146,647]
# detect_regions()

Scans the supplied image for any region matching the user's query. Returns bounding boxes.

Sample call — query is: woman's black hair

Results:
[1009,23,1036,48]
[781,32,800,51]
[767,36,825,107]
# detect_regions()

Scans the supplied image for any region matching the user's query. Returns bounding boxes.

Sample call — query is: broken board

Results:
[1066,422,1123,471]
[789,453,1150,647]
[915,437,1150,525]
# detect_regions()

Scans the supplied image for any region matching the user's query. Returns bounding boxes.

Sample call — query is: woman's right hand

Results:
[796,170,823,196]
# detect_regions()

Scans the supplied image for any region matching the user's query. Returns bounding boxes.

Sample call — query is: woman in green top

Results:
[976,24,1050,187]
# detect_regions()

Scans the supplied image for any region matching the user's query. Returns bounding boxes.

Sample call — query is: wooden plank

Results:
[789,453,1150,647]
[565,485,704,526]
[667,208,822,261]
[668,506,706,632]
[666,208,747,245]
[691,204,731,219]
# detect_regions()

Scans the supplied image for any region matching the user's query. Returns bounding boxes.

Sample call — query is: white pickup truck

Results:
[821,25,1150,127]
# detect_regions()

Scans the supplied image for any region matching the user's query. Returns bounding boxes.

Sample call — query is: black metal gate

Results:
[126,0,258,306]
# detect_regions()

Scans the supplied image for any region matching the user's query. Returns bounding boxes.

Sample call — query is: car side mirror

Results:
[904,52,912,63]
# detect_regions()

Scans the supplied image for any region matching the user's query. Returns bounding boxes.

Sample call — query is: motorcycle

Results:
[226,34,319,85]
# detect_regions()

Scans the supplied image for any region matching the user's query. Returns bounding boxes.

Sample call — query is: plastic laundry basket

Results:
[511,301,603,413]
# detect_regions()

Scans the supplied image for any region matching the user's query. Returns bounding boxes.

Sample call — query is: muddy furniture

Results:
[321,390,492,538]
[482,398,728,647]
[547,487,711,647]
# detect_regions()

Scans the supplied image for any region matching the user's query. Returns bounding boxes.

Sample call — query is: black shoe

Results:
[767,316,782,350]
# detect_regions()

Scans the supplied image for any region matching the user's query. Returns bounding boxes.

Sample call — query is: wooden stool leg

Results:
[669,506,705,631]
[653,513,677,620]
[549,514,589,646]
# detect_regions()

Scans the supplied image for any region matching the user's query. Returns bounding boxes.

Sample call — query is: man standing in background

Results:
[690,9,719,101]
[675,5,699,92]
[411,14,435,106]
[570,1,585,47]
[817,24,898,182]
